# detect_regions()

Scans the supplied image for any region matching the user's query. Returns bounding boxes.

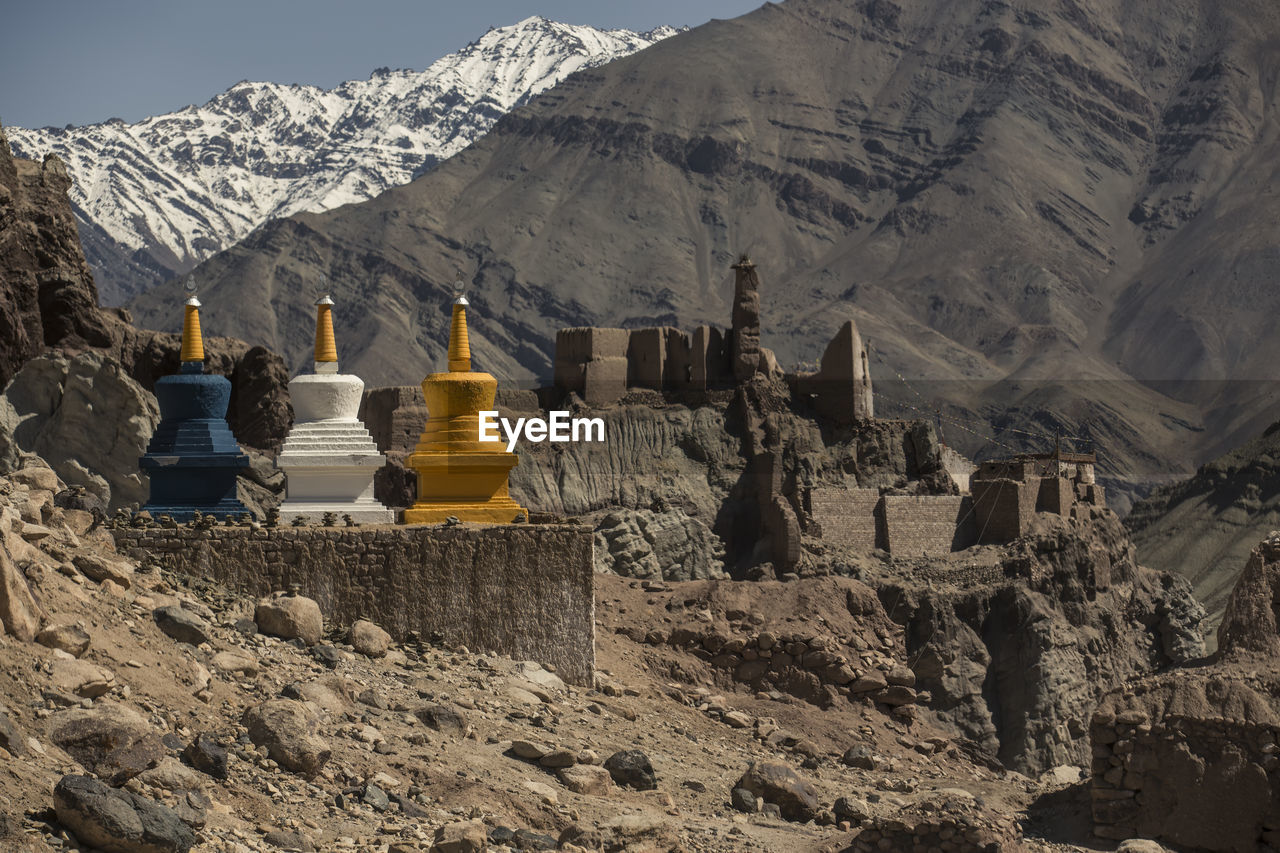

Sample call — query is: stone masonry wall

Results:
[808,489,975,556]
[881,495,976,556]
[810,488,882,551]
[1090,706,1280,850]
[113,524,596,685]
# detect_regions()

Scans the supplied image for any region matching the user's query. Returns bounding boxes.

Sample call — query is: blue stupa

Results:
[139,277,251,521]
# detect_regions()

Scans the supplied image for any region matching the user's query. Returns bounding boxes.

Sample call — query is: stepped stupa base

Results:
[142,498,251,523]
[402,498,529,525]
[277,501,396,525]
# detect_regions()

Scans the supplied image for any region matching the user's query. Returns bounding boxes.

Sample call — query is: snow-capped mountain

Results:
[6,17,679,304]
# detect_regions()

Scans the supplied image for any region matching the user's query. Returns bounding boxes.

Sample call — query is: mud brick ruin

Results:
[553,256,873,421]
[550,258,1107,569]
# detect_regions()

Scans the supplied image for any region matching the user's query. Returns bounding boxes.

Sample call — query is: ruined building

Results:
[553,256,873,422]
[552,257,1107,567]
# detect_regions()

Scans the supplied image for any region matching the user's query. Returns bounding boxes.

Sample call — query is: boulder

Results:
[538,748,576,769]
[510,740,553,760]
[241,699,330,776]
[515,661,566,693]
[833,796,870,822]
[211,650,258,675]
[735,761,819,822]
[730,787,757,813]
[556,764,614,796]
[430,819,487,853]
[52,658,116,698]
[48,702,165,785]
[0,707,24,756]
[603,749,657,790]
[348,619,391,657]
[152,606,211,646]
[138,757,203,792]
[181,734,227,780]
[841,745,881,770]
[0,352,159,510]
[255,593,323,645]
[54,773,196,853]
[36,623,91,657]
[11,466,59,492]
[849,670,888,693]
[263,829,316,851]
[415,703,466,737]
[0,539,45,640]
[72,553,134,588]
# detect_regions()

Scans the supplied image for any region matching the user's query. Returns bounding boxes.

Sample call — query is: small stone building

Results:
[970,450,1104,543]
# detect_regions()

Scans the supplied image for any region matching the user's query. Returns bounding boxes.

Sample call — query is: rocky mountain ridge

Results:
[6,17,678,304]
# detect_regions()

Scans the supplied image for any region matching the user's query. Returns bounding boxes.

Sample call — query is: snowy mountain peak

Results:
[6,18,680,304]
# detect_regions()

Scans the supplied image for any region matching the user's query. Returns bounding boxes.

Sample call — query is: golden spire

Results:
[314,293,337,365]
[180,275,204,363]
[447,295,471,372]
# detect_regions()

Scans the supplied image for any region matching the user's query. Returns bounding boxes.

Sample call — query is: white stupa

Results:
[275,292,395,524]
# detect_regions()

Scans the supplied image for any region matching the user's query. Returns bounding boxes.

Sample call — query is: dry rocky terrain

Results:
[0,454,1182,853]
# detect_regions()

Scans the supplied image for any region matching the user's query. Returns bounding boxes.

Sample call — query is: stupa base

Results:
[276,501,396,525]
[141,499,251,523]
[401,498,529,525]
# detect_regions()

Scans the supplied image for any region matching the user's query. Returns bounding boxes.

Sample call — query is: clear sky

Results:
[0,0,762,129]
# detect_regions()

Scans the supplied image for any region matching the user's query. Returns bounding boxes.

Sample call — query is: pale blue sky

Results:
[1,0,761,129]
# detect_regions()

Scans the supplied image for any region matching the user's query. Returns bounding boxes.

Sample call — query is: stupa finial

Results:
[314,278,337,370]
[448,284,471,372]
[180,275,204,363]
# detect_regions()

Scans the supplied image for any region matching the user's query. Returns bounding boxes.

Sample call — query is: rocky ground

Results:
[0,455,1172,853]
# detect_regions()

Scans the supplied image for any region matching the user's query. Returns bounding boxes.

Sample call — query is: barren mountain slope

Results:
[1126,421,1280,645]
[129,0,1280,501]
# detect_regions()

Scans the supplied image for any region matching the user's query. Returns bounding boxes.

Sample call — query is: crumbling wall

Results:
[791,319,874,423]
[807,490,974,556]
[554,327,630,405]
[1090,701,1280,850]
[112,524,595,684]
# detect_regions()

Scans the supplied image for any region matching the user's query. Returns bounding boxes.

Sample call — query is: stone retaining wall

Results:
[848,811,1022,853]
[112,524,595,685]
[625,623,919,714]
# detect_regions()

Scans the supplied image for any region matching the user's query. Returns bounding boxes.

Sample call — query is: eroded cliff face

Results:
[0,124,293,456]
[0,125,113,388]
[507,381,955,580]
[873,512,1205,774]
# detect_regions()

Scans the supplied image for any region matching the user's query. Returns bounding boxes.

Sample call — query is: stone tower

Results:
[730,255,762,381]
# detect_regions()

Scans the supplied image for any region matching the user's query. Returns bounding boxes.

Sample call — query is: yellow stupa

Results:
[402,296,528,524]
